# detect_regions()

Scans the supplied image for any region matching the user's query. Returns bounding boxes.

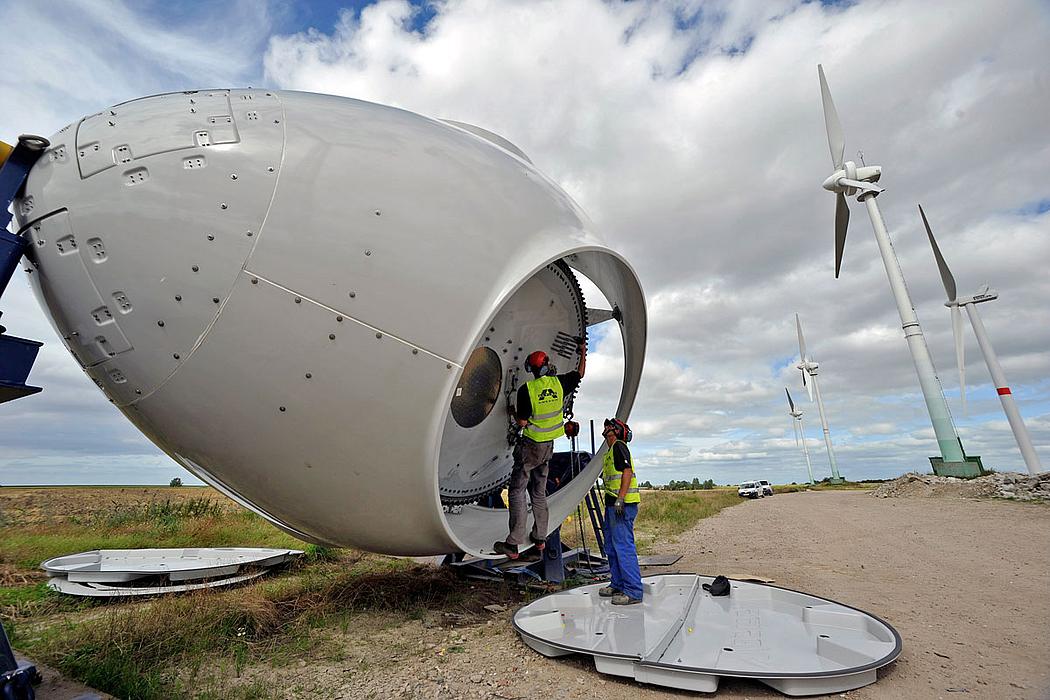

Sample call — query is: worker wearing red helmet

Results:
[598,417,643,605]
[493,338,586,559]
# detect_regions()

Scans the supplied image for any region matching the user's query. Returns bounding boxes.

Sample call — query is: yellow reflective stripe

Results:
[526,422,564,433]
[533,408,563,420]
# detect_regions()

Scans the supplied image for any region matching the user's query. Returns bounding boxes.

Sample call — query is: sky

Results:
[0,0,1048,488]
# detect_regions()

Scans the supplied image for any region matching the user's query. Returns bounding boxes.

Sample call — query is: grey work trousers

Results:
[506,438,554,546]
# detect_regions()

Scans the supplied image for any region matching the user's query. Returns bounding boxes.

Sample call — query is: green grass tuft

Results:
[303,543,339,563]
[633,489,743,553]
[560,489,744,554]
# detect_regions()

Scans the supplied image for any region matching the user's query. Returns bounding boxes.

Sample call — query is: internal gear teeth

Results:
[553,259,587,421]
[439,475,513,506]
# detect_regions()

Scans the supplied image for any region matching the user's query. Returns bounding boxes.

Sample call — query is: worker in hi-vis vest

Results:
[598,417,643,604]
[493,339,586,560]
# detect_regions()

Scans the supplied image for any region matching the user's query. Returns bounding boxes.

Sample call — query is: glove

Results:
[614,498,625,517]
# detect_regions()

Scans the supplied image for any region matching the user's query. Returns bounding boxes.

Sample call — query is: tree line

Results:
[639,478,718,490]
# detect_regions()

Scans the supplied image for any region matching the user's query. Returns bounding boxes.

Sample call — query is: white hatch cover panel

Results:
[513,575,902,697]
[41,547,301,583]
[48,571,266,598]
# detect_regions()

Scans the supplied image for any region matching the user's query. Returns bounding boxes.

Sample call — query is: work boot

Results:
[598,586,620,598]
[611,594,642,606]
[529,534,546,552]
[518,547,542,562]
[492,541,519,560]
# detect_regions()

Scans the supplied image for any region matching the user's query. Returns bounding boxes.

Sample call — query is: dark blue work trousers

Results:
[605,502,643,600]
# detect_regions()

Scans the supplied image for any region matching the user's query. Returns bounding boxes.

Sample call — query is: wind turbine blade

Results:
[818,64,845,170]
[785,387,796,413]
[953,304,966,415]
[834,193,849,278]
[795,313,807,361]
[796,315,815,399]
[793,419,800,447]
[919,204,956,301]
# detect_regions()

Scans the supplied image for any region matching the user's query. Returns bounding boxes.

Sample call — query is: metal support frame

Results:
[1,622,40,700]
[444,443,609,585]
[583,485,607,557]
[929,440,985,478]
[0,135,48,405]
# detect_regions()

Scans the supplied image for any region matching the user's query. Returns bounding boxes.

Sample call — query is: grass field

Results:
[0,484,749,699]
[558,488,745,554]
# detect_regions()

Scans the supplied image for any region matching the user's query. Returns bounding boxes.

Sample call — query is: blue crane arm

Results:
[0,135,47,404]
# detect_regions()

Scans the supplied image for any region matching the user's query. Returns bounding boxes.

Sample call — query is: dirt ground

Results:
[251,490,1049,700]
[11,489,1049,699]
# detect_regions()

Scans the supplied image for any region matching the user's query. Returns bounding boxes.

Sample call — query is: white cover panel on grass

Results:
[42,547,301,584]
[513,574,901,696]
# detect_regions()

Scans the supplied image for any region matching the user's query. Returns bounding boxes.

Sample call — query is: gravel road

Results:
[663,490,1050,699]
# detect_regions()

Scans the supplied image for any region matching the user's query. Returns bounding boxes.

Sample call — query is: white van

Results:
[738,481,763,498]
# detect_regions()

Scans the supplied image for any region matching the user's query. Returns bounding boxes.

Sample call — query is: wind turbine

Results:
[785,388,816,485]
[920,205,1043,475]
[795,313,843,483]
[817,65,978,476]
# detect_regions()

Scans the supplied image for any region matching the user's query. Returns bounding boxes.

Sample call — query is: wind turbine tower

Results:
[786,388,816,485]
[816,65,981,477]
[796,314,843,483]
[920,205,1043,475]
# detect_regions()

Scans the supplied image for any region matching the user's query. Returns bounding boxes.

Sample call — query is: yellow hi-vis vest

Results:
[522,375,565,442]
[603,441,640,503]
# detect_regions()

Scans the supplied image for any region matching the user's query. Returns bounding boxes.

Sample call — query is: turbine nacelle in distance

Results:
[821,163,883,195]
[950,286,999,307]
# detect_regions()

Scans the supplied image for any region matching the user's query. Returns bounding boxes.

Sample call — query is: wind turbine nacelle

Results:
[822,164,881,193]
[14,89,647,557]
[953,288,999,306]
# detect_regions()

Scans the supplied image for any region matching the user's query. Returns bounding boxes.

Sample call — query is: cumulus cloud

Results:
[1,0,1047,485]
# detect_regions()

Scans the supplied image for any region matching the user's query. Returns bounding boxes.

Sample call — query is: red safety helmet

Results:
[603,417,631,442]
[525,350,550,375]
